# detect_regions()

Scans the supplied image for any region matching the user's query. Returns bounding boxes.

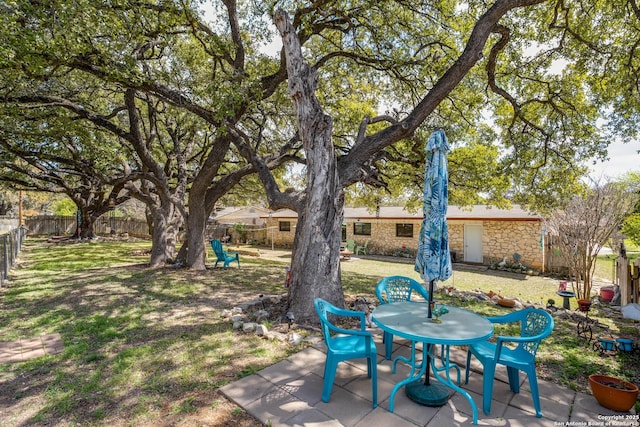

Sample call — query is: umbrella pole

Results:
[424,343,432,385]
[424,279,434,385]
[406,278,449,405]
[427,279,434,319]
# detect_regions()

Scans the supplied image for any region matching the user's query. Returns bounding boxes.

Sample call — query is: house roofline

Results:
[262,205,541,221]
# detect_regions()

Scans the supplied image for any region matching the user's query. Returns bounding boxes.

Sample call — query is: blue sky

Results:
[589,139,640,179]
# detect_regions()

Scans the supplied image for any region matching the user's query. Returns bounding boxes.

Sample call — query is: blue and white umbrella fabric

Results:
[414,129,452,318]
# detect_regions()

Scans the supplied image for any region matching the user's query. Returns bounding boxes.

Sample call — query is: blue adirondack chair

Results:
[375,276,429,359]
[210,239,240,269]
[314,298,378,408]
[464,307,554,418]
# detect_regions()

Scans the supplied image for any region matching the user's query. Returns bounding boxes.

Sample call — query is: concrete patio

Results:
[220,330,634,426]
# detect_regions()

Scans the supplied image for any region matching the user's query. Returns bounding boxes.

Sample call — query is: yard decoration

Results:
[597,336,616,351]
[592,336,636,355]
[616,338,634,352]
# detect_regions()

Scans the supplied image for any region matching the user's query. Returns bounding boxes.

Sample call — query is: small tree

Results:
[232,223,248,243]
[545,179,638,301]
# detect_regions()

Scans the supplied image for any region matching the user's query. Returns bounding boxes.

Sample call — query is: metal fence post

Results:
[1,234,7,287]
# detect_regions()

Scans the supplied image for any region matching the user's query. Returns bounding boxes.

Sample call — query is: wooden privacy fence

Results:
[542,234,569,275]
[94,217,151,238]
[24,215,151,238]
[617,256,640,305]
[1,226,27,287]
[205,223,268,245]
[25,215,77,236]
[24,216,267,242]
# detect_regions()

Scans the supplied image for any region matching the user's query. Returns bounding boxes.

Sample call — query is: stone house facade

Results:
[264,205,544,270]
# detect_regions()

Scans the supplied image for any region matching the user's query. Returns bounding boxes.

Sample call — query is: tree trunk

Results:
[74,209,96,239]
[144,201,181,267]
[149,209,168,268]
[275,10,345,323]
[184,135,233,271]
[81,215,95,239]
[165,210,180,263]
[185,198,209,270]
[288,186,346,322]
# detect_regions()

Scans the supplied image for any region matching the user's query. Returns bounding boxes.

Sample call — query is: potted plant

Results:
[589,374,639,412]
[577,299,592,312]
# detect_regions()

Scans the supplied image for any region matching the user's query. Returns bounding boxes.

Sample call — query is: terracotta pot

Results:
[497,298,516,308]
[600,288,615,302]
[578,299,592,312]
[589,374,639,412]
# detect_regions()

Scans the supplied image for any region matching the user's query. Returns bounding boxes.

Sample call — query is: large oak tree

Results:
[242,0,640,321]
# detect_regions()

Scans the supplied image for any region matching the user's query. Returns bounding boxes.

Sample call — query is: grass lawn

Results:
[1,239,638,425]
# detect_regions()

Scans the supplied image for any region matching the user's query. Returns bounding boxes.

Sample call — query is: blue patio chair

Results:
[314,298,378,408]
[464,307,554,418]
[375,276,429,360]
[210,239,240,269]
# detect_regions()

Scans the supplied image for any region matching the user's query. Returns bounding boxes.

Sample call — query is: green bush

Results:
[623,213,640,248]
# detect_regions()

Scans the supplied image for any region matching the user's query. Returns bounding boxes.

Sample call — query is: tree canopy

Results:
[4,1,634,213]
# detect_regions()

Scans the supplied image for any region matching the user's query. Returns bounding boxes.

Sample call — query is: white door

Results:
[464,224,483,263]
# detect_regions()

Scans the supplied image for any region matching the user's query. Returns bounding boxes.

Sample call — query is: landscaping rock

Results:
[242,322,257,333]
[267,331,288,342]
[288,332,303,346]
[255,324,268,336]
[255,310,270,322]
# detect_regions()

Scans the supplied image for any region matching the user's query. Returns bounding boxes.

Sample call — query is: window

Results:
[353,222,371,236]
[396,224,413,238]
[279,221,291,232]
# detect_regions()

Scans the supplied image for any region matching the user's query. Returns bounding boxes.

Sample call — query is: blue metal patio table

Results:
[372,301,493,424]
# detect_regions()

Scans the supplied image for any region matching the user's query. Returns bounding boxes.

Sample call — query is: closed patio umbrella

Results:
[407,128,453,406]
[415,128,452,315]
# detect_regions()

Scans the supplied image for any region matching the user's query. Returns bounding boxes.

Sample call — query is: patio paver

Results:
[0,334,63,363]
[220,331,637,426]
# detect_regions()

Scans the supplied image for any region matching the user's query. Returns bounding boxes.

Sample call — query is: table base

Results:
[405,380,450,406]
[389,342,480,424]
